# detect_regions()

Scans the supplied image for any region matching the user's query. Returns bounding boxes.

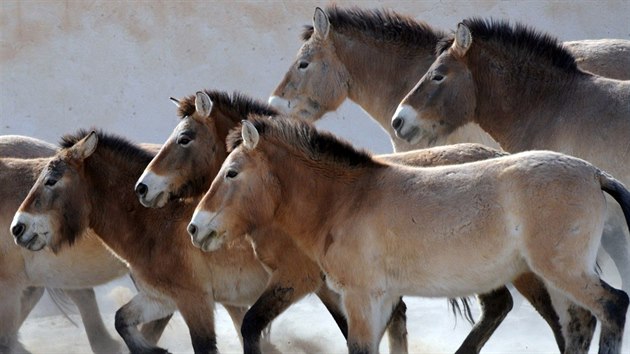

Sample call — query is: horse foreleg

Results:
[115,292,176,354]
[343,290,397,354]
[1,285,30,354]
[176,297,218,354]
[384,297,408,354]
[222,305,248,345]
[140,314,174,346]
[18,287,45,326]
[241,284,299,354]
[65,288,122,354]
[455,286,512,354]
[315,284,348,338]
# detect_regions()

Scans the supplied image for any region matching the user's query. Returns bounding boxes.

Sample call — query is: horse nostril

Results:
[11,222,25,238]
[135,183,148,197]
[187,223,197,237]
[392,117,404,130]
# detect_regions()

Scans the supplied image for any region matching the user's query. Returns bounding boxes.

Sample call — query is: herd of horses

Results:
[2,5,629,354]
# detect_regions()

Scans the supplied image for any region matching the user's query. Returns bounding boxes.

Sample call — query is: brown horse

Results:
[10,130,270,354]
[270,6,629,152]
[135,90,413,353]
[0,135,127,354]
[190,117,629,354]
[394,18,630,295]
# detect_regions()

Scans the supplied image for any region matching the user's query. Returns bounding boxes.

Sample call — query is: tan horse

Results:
[189,117,629,354]
[394,19,630,295]
[135,90,412,353]
[268,6,630,351]
[0,135,128,354]
[10,130,270,354]
[270,6,629,152]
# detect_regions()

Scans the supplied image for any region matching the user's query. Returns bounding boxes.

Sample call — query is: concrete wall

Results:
[1,0,629,154]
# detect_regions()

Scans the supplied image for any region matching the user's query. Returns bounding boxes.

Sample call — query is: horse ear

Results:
[73,131,98,160]
[195,91,213,118]
[241,120,260,150]
[452,23,472,57]
[169,97,181,108]
[313,7,330,39]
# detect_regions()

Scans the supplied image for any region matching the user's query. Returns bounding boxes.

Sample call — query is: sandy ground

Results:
[17,253,629,354]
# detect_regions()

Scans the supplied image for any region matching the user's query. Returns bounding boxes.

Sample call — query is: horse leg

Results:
[384,297,408,354]
[454,286,513,354]
[546,290,596,354]
[343,289,397,354]
[65,288,122,354]
[176,296,218,354]
[1,285,30,354]
[539,271,628,354]
[315,284,348,339]
[511,272,567,351]
[18,287,45,326]
[140,314,174,346]
[222,305,248,345]
[115,292,176,354]
[317,285,408,353]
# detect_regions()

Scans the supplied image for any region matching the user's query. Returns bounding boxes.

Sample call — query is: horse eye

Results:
[45,178,57,187]
[177,136,192,146]
[433,74,445,82]
[226,170,238,179]
[298,61,309,70]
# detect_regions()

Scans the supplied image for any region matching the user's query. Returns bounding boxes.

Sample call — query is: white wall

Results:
[1,0,629,154]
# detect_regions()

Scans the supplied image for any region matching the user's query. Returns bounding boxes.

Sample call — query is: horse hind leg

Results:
[454,286,513,354]
[1,285,30,354]
[541,271,628,354]
[600,212,630,293]
[115,292,176,354]
[546,290,596,354]
[18,287,45,326]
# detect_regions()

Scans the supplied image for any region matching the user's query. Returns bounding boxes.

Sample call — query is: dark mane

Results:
[176,90,278,122]
[227,115,378,169]
[60,129,154,164]
[438,18,579,72]
[301,5,446,49]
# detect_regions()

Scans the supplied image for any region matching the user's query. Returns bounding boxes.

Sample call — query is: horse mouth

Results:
[140,191,168,208]
[397,126,421,143]
[16,232,46,251]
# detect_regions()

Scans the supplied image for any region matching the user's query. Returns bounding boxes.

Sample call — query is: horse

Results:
[0,135,128,354]
[269,6,629,153]
[134,89,414,353]
[10,130,271,354]
[393,18,630,296]
[189,117,630,354]
[268,6,629,351]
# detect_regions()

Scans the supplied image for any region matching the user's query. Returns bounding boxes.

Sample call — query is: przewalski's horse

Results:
[393,19,630,295]
[190,117,630,354]
[137,90,594,352]
[269,6,630,152]
[10,130,270,354]
[135,90,411,354]
[1,135,127,354]
[268,6,627,352]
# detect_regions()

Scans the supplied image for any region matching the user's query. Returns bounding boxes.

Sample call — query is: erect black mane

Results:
[437,18,579,73]
[227,115,377,169]
[301,5,446,49]
[176,90,278,122]
[60,129,153,164]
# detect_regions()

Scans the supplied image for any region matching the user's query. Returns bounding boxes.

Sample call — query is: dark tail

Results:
[599,171,630,230]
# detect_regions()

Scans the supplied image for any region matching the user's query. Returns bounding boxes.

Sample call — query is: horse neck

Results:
[468,43,584,152]
[269,146,377,257]
[333,31,439,139]
[83,148,192,259]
